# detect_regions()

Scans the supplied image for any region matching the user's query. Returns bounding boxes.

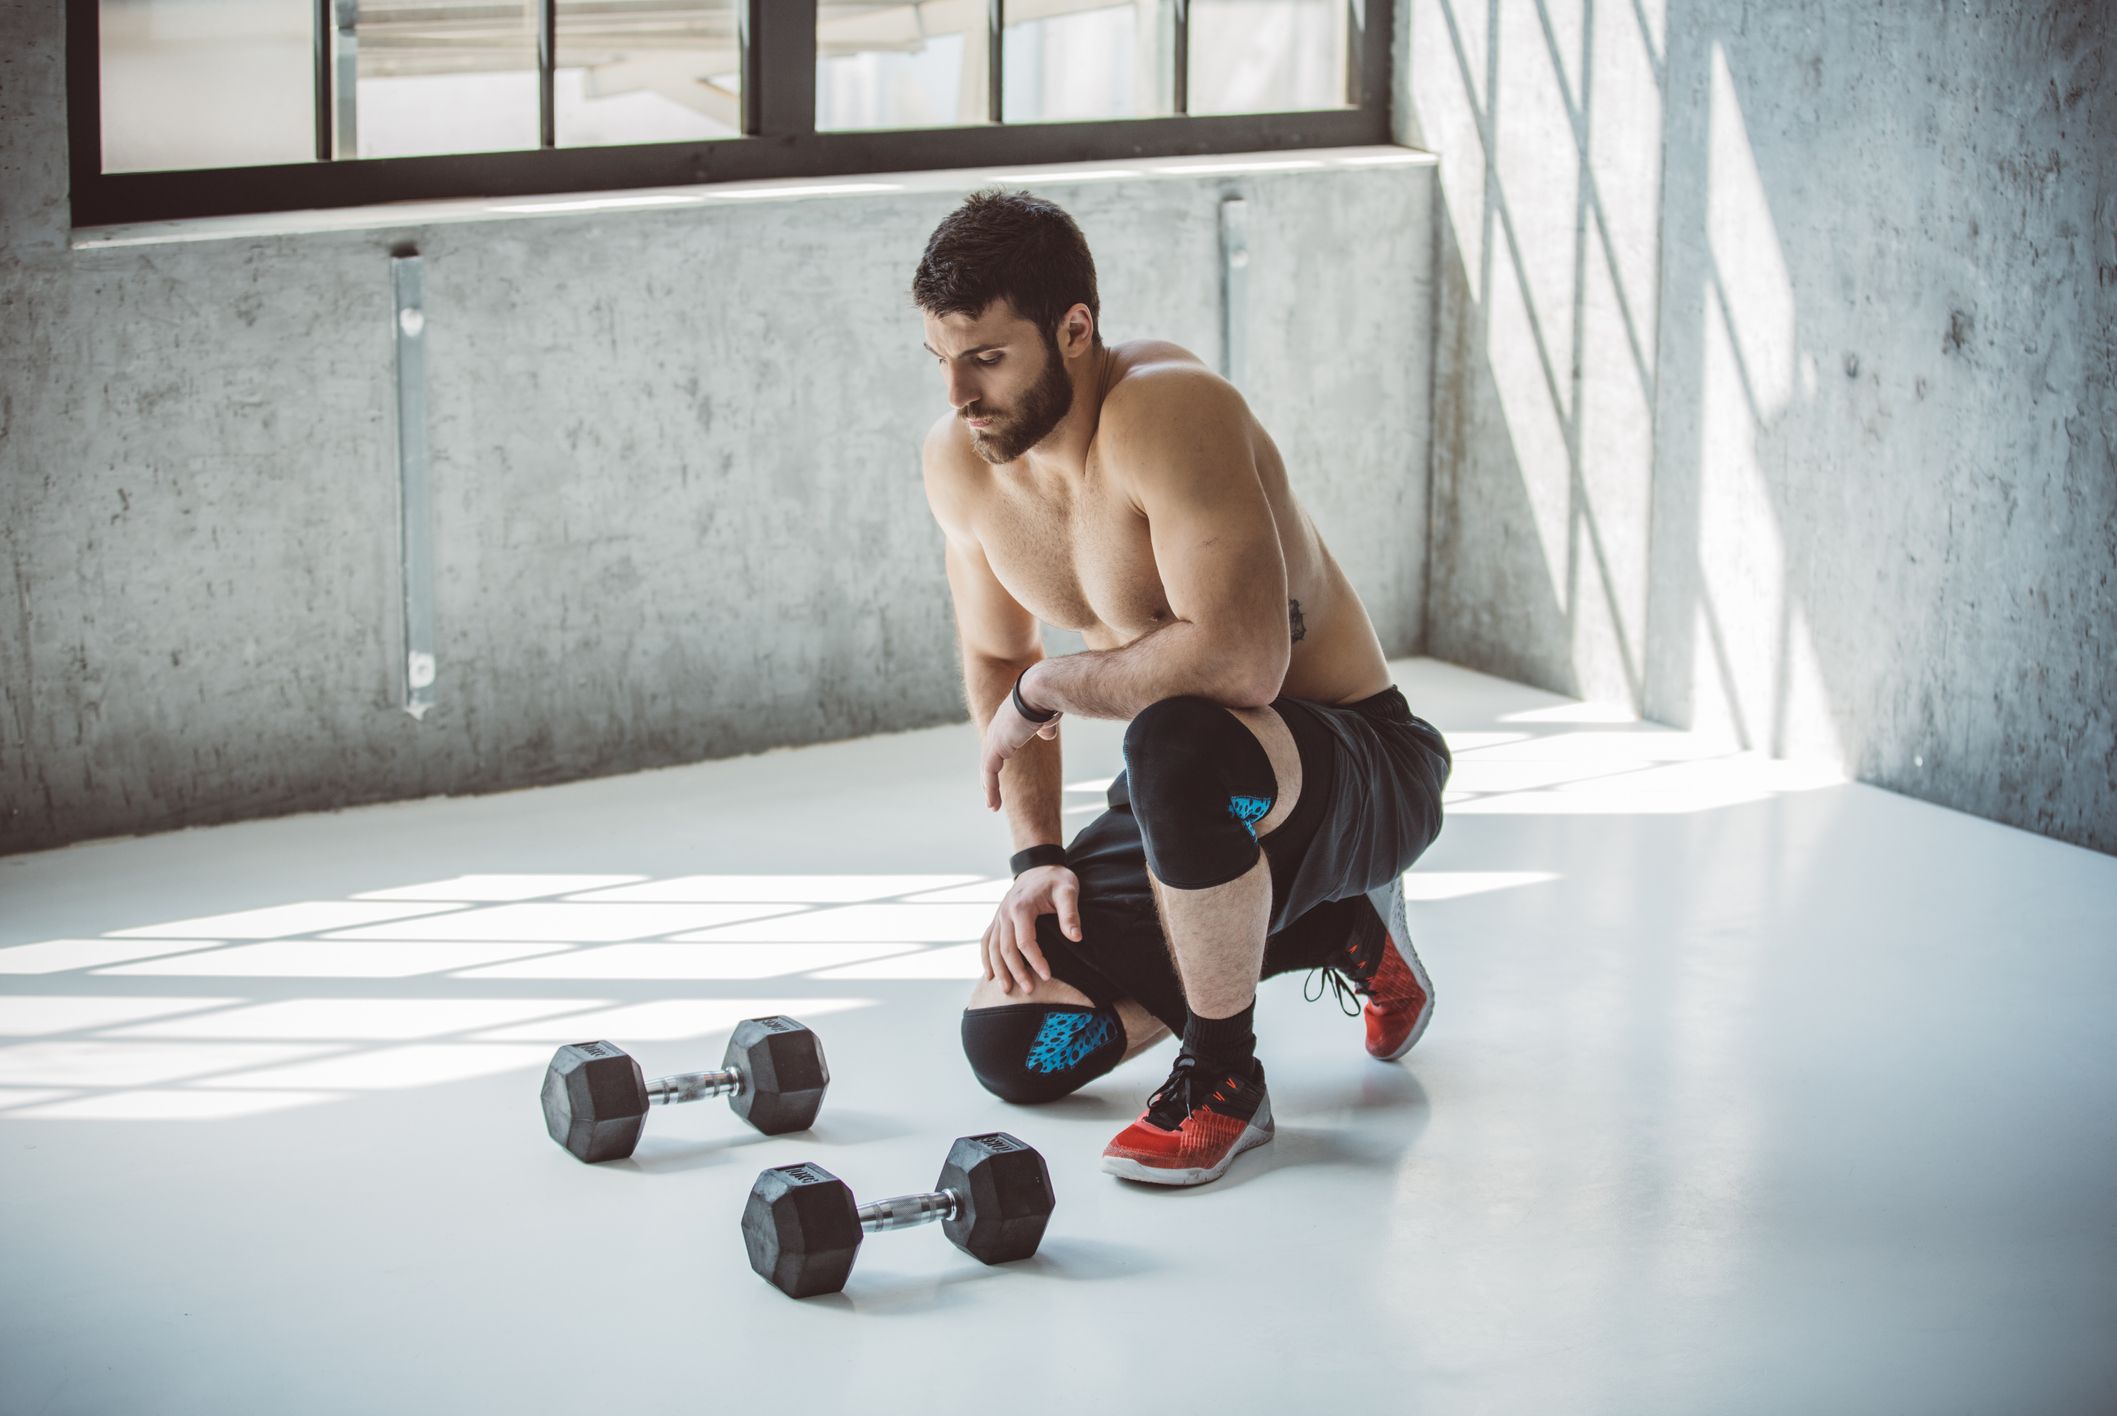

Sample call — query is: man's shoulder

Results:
[1100,342,1245,437]
[1095,344,1253,498]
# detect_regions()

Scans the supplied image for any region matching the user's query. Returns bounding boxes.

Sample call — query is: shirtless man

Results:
[914,190,1453,1186]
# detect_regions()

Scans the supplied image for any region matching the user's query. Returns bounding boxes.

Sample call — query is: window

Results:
[69,1,1390,226]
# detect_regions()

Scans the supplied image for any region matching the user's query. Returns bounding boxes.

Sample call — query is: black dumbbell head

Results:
[742,1162,864,1298]
[541,1041,649,1163]
[723,1016,830,1135]
[939,1132,1055,1265]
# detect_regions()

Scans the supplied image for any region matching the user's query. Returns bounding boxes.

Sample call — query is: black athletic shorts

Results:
[1031,684,1453,1032]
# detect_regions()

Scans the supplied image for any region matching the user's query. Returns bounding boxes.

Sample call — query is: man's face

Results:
[922,302,1075,465]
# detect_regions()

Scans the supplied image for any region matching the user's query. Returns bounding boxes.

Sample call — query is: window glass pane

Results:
[817,1,992,131]
[557,0,744,148]
[100,0,315,173]
[1188,0,1349,115]
[1003,1,1174,124]
[344,0,539,159]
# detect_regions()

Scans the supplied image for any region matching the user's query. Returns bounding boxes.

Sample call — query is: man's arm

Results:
[922,421,1067,852]
[1022,370,1291,720]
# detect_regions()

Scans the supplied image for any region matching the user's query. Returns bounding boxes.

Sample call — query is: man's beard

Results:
[967,339,1075,464]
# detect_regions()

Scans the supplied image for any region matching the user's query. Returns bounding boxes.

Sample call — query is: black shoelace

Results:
[1143,1055,1201,1129]
[1303,964,1366,1017]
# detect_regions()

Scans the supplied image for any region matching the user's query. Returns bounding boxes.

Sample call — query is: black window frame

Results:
[67,1,1394,228]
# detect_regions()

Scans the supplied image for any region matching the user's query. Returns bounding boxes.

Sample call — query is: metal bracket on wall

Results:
[1219,194,1248,391]
[392,254,437,721]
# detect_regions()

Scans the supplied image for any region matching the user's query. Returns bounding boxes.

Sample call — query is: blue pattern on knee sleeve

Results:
[1228,794,1273,838]
[1024,1009,1118,1074]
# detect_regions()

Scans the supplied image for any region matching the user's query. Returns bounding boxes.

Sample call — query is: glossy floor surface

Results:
[3,659,2114,1415]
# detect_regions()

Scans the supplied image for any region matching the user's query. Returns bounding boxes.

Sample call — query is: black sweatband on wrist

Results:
[1010,844,1069,877]
[1012,669,1059,724]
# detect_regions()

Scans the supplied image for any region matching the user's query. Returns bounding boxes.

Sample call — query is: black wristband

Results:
[1012,669,1060,724]
[1010,844,1069,877]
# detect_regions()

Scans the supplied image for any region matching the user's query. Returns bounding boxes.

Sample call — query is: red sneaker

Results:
[1309,878,1435,1060]
[1101,1054,1273,1186]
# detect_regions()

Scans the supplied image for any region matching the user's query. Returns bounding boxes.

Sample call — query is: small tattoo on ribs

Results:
[1288,598,1307,642]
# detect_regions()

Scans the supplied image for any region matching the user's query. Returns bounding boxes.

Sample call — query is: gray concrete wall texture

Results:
[1,5,1435,854]
[1402,0,2116,853]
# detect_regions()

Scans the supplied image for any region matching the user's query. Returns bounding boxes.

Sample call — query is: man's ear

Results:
[1057,303,1097,358]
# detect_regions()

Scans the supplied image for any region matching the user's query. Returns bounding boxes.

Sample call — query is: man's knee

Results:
[960,1002,1125,1104]
[1122,696,1279,889]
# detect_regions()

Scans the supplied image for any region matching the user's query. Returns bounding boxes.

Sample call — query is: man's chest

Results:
[976,476,1172,639]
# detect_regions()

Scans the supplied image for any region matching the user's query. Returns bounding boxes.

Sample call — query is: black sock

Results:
[1181,999,1257,1075]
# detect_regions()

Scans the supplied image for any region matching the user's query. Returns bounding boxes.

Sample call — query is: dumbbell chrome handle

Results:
[646,1068,742,1105]
[857,1189,964,1232]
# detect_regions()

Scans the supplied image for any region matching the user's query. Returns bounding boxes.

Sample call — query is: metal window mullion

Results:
[539,0,557,148]
[1345,0,1365,108]
[745,0,815,138]
[1173,0,1188,116]
[988,0,1005,124]
[1355,0,1389,113]
[68,0,104,190]
[313,0,332,160]
[335,1,361,160]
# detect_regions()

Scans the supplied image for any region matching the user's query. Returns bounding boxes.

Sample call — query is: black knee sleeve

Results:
[1122,696,1278,889]
[960,1003,1125,1104]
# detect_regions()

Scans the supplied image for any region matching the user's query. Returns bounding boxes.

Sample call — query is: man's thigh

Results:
[1264,688,1452,928]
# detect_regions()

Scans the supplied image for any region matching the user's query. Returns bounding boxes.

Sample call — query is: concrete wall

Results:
[0,4,1435,854]
[1403,0,2117,853]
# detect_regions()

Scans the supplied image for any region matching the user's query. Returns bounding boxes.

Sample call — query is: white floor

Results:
[2,657,2113,1416]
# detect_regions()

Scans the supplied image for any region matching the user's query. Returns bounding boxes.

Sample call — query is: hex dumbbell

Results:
[741,1132,1055,1298]
[541,1015,829,1163]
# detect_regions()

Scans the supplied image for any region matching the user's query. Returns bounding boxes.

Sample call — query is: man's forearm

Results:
[1021,621,1266,721]
[965,653,1067,849]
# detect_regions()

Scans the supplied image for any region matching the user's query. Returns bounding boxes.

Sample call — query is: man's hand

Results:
[982,865,1083,994]
[980,666,1062,810]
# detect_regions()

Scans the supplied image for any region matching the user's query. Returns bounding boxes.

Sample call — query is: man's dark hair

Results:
[911,189,1102,346]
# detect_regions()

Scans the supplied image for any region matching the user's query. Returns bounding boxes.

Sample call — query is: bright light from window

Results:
[10,1089,335,1121]
[1444,760,1639,793]
[104,998,613,1042]
[202,1044,553,1091]
[1466,730,1729,764]
[355,875,647,902]
[0,1041,339,1089]
[1498,701,1642,725]
[457,941,924,981]
[322,902,801,942]
[897,879,1010,905]
[471,997,875,1044]
[564,875,978,903]
[1442,732,1533,753]
[0,997,244,1036]
[109,901,469,940]
[1400,872,1561,901]
[811,944,985,981]
[99,940,573,979]
[669,903,989,943]
[0,939,226,975]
